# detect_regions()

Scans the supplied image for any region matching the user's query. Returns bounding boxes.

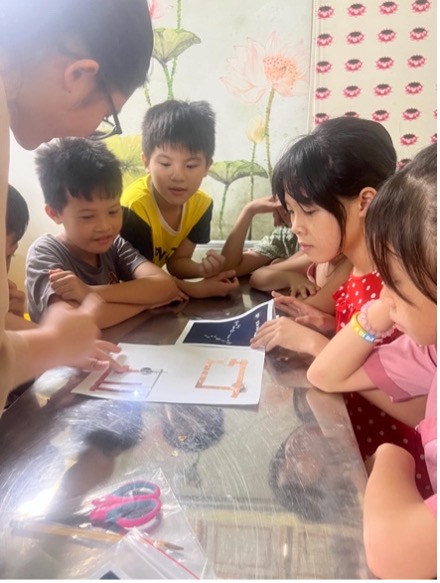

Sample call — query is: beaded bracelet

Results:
[350,313,376,343]
[358,300,396,340]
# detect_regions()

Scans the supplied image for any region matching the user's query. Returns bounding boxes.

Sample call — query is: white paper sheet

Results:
[72,343,265,406]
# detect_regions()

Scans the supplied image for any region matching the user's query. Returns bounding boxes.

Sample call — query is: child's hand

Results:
[250,316,318,354]
[39,294,102,368]
[199,249,226,278]
[189,270,239,298]
[49,269,91,303]
[273,293,335,334]
[271,292,307,317]
[272,204,290,228]
[289,276,320,299]
[79,340,130,373]
[8,279,26,317]
[246,195,283,216]
[149,289,189,308]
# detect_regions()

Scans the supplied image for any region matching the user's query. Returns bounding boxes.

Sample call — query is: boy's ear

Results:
[45,204,63,224]
[141,152,149,170]
[63,59,100,100]
[358,187,377,217]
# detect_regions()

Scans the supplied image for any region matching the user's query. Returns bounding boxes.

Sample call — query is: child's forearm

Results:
[166,256,206,279]
[95,303,148,329]
[250,251,311,291]
[174,273,238,299]
[250,266,309,292]
[221,206,255,270]
[91,275,178,306]
[302,329,331,357]
[307,300,392,392]
[307,322,374,391]
[363,443,437,579]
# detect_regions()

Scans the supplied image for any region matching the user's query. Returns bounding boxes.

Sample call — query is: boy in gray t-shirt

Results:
[26,138,181,328]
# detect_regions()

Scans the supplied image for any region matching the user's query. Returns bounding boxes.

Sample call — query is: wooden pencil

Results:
[11,520,184,550]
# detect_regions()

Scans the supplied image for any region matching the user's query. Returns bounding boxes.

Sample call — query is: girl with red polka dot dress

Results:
[308,145,437,579]
[251,117,431,496]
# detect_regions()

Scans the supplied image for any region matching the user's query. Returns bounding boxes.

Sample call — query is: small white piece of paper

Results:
[73,343,265,406]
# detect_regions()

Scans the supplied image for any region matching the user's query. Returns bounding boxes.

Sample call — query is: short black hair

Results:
[1,0,153,95]
[35,138,123,212]
[142,100,216,162]
[6,185,30,240]
[367,143,437,304]
[272,117,397,249]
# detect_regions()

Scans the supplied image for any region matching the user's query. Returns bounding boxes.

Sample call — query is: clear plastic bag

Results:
[76,468,215,579]
[91,529,202,579]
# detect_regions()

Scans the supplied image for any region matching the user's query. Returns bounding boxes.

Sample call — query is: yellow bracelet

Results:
[350,313,376,343]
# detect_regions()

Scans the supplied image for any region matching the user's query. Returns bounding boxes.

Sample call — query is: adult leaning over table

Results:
[0,0,153,408]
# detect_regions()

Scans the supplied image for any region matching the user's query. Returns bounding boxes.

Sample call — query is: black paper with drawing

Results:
[176,300,274,346]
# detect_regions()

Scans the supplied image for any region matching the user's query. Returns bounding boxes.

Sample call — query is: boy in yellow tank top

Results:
[121,100,238,299]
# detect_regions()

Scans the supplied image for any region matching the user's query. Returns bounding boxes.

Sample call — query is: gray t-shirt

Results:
[26,233,148,323]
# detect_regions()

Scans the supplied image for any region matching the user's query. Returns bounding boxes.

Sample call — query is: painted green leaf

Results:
[105,135,144,189]
[208,160,268,186]
[153,28,201,65]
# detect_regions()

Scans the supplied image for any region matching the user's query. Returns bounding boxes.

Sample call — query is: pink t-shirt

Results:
[363,335,437,513]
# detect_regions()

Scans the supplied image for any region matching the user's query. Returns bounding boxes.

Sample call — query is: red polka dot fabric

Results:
[334,271,433,497]
[334,270,384,331]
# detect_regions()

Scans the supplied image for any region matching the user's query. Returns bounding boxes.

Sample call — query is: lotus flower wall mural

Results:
[107,0,436,239]
[107,0,313,240]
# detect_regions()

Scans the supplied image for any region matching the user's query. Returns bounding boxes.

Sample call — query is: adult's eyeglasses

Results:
[87,77,123,141]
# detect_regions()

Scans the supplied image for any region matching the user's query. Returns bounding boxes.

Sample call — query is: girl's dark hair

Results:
[6,185,29,240]
[142,100,216,162]
[1,0,153,95]
[35,138,123,212]
[366,143,437,304]
[272,117,397,248]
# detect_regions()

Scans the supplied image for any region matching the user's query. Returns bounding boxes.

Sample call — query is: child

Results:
[6,185,29,274]
[121,100,238,298]
[307,144,436,579]
[250,118,431,487]
[221,193,351,302]
[26,138,180,329]
[221,195,299,275]
[0,0,154,407]
[5,185,32,329]
[251,117,397,357]
[5,184,127,407]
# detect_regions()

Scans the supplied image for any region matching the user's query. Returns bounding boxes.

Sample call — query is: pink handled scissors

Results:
[88,480,161,530]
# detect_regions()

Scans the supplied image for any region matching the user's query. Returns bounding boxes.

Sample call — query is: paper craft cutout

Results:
[176,299,274,346]
[73,343,265,406]
[195,358,248,398]
[89,367,164,399]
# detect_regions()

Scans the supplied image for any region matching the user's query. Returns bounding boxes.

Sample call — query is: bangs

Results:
[67,183,121,203]
[272,135,334,208]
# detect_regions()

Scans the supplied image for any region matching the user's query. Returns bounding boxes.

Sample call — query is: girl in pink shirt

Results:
[308,144,437,579]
